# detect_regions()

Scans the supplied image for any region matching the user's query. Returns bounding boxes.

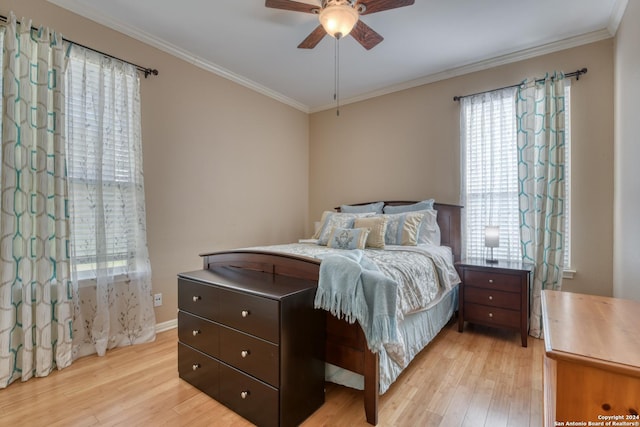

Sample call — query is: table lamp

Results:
[485,226,499,264]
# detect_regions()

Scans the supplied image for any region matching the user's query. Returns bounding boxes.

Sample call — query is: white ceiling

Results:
[48,0,625,112]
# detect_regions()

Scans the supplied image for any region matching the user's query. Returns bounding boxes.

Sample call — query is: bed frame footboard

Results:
[201,250,381,424]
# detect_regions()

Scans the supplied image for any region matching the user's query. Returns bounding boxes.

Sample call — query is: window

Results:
[461,85,571,268]
[65,48,143,279]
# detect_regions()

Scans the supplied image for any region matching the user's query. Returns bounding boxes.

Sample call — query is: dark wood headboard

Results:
[336,201,462,262]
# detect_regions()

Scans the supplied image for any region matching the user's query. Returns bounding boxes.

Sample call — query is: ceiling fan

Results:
[265,0,415,50]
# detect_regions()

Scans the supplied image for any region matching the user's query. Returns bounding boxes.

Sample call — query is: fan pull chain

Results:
[334,36,340,117]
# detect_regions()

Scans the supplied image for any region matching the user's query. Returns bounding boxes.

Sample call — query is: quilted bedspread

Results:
[247,242,460,317]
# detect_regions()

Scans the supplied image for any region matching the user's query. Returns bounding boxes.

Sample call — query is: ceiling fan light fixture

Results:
[319,4,359,39]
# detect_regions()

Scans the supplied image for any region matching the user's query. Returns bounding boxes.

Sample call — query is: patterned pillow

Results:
[340,201,384,214]
[383,199,435,214]
[316,212,374,245]
[383,212,424,246]
[354,216,388,249]
[327,227,370,250]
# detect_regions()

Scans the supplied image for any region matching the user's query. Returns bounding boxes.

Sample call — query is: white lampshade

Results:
[484,226,500,248]
[319,4,359,39]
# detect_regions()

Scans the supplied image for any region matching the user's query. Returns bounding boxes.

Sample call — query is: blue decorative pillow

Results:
[340,202,384,214]
[383,199,435,214]
[327,227,370,250]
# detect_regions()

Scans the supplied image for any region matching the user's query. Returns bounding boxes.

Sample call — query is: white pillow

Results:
[416,209,441,246]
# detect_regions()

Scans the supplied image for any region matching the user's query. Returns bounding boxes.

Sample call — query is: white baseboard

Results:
[155,318,177,333]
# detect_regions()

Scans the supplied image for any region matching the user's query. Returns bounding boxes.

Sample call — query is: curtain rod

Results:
[453,67,587,102]
[0,14,159,78]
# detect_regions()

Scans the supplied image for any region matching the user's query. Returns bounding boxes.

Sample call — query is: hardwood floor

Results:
[0,320,543,427]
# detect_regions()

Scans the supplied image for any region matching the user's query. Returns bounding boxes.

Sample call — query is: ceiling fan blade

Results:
[298,25,327,49]
[265,0,319,14]
[350,20,384,50]
[357,0,415,15]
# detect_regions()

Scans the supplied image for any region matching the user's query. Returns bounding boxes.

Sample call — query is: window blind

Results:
[461,86,571,267]
[65,52,139,269]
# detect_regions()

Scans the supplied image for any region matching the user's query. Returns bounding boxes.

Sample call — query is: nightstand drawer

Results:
[464,302,520,328]
[463,270,521,292]
[464,287,520,310]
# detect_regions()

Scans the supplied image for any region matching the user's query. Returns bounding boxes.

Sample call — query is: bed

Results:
[199,201,462,425]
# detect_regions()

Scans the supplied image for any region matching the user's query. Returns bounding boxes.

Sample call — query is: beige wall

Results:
[310,40,615,297]
[0,0,310,324]
[1,0,620,325]
[614,1,640,301]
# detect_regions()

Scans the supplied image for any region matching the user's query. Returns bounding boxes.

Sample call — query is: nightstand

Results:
[456,259,533,347]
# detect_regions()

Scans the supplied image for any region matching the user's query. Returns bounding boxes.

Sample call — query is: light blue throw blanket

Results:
[314,250,399,354]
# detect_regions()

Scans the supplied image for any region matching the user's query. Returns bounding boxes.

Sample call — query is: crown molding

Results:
[48,0,616,115]
[47,0,310,113]
[608,0,629,36]
[310,28,613,113]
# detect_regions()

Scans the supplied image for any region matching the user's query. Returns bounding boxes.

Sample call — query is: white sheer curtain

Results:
[460,87,521,261]
[65,45,156,358]
[0,13,73,388]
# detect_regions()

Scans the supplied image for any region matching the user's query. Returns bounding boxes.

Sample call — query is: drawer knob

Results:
[240,391,250,399]
[488,295,493,301]
[192,296,201,302]
[241,310,250,318]
[241,350,250,358]
[192,363,200,371]
[192,330,200,336]
[488,279,494,284]
[488,312,493,318]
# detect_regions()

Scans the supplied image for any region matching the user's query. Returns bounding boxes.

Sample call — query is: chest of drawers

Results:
[456,259,532,347]
[542,290,640,426]
[177,267,325,427]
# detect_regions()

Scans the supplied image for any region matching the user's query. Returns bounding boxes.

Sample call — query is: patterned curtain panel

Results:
[65,46,156,358]
[516,73,566,338]
[0,13,73,388]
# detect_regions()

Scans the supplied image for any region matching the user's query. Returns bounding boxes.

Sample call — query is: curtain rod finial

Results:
[144,69,159,78]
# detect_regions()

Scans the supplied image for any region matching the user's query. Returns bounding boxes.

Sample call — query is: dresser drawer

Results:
[463,270,521,292]
[178,278,219,319]
[217,288,279,343]
[219,325,279,387]
[178,311,219,357]
[464,286,521,310]
[219,362,279,427]
[464,302,520,328]
[178,343,219,400]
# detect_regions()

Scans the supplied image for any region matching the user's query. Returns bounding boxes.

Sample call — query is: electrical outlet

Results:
[153,293,162,307]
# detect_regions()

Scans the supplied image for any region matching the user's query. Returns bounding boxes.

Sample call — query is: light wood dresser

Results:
[542,290,640,427]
